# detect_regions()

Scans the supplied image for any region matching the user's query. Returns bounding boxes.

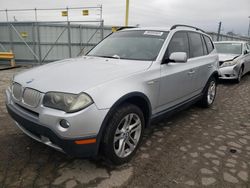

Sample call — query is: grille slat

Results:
[12,83,22,100]
[23,88,41,107]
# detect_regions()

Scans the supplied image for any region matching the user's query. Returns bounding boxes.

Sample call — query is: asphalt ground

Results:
[1,67,250,188]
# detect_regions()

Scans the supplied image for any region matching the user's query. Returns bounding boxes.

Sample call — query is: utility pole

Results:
[125,0,129,26]
[217,22,222,41]
[248,16,250,37]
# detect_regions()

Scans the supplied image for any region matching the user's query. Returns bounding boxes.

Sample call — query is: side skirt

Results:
[150,93,203,124]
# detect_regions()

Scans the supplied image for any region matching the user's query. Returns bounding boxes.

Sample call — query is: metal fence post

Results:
[6,9,14,52]
[67,21,72,58]
[79,25,83,52]
[32,22,37,63]
[100,20,104,40]
[34,8,42,64]
[36,23,42,64]
[66,7,72,58]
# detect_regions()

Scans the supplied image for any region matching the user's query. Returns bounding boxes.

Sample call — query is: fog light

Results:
[60,119,70,128]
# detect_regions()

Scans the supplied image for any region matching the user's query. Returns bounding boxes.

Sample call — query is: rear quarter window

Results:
[247,44,250,50]
[201,35,208,55]
[204,36,214,54]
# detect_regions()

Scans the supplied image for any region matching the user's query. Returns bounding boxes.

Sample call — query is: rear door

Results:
[188,32,217,92]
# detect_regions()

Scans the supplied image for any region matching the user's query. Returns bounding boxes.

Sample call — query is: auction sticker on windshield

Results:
[144,31,163,36]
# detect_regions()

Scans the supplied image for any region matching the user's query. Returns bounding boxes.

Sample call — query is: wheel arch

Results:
[210,71,219,82]
[241,63,245,72]
[96,92,152,153]
[202,71,219,94]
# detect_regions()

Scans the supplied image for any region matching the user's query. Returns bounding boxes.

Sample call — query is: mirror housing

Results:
[244,49,250,55]
[168,52,187,63]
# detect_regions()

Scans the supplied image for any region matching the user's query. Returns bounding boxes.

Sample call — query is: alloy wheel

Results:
[207,81,216,105]
[113,113,142,158]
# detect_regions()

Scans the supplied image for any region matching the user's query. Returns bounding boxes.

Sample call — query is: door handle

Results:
[208,65,213,68]
[147,80,159,85]
[188,70,195,75]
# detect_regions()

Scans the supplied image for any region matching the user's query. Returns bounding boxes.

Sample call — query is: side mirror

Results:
[244,49,250,55]
[168,52,187,63]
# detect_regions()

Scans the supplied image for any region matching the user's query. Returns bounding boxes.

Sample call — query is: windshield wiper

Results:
[112,55,120,59]
[95,55,120,59]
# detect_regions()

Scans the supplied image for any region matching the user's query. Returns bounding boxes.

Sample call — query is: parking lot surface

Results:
[1,67,250,188]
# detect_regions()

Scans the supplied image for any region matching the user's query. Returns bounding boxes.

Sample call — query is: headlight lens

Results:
[221,61,237,67]
[43,92,93,113]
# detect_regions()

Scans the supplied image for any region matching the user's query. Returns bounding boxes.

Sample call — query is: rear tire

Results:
[198,77,217,108]
[102,103,144,165]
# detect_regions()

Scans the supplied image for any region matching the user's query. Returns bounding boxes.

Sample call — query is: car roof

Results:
[120,26,207,33]
[119,26,212,40]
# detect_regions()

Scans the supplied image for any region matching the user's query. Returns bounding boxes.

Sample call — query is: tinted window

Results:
[188,32,204,58]
[204,36,214,53]
[245,44,248,50]
[167,31,189,58]
[201,35,208,55]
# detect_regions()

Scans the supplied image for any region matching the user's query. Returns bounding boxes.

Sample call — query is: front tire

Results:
[236,67,243,83]
[102,103,144,165]
[198,77,217,108]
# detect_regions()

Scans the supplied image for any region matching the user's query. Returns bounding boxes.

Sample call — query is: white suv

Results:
[6,25,219,164]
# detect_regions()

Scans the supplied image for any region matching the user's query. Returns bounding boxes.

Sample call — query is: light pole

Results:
[125,0,129,26]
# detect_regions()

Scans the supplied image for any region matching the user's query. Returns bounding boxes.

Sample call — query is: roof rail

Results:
[170,24,205,33]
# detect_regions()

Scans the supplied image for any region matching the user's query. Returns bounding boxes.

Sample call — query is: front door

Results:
[157,31,197,113]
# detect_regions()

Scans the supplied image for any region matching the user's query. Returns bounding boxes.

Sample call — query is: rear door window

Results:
[188,32,204,58]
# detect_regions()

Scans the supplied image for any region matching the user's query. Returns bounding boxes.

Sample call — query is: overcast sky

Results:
[0,0,250,36]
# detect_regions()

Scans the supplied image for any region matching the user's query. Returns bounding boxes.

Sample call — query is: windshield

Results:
[214,43,242,55]
[87,30,168,61]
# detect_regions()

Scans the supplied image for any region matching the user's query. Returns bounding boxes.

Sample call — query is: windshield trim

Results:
[87,54,156,61]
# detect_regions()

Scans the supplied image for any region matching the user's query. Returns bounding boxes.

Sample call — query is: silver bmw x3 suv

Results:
[5,25,219,164]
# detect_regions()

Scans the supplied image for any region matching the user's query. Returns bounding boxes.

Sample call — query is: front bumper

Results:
[219,66,239,80]
[5,88,109,157]
[7,103,99,157]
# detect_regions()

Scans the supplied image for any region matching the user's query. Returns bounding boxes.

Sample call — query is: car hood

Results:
[218,53,240,62]
[14,56,152,93]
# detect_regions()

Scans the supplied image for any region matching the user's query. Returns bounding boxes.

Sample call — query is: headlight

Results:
[221,60,237,68]
[43,92,93,113]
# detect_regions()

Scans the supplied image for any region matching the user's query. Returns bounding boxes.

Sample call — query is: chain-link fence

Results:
[0,6,112,64]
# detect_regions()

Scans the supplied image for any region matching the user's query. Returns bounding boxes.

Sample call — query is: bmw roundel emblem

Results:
[26,79,34,84]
